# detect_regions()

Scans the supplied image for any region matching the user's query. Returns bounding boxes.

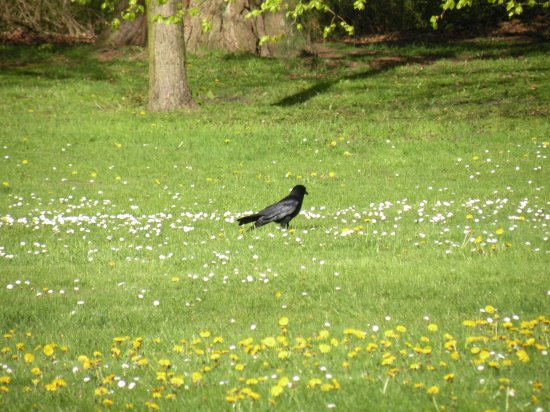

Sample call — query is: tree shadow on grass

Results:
[275,53,442,107]
[274,37,549,107]
[0,45,112,82]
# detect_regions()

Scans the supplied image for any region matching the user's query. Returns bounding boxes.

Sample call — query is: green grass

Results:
[0,37,549,411]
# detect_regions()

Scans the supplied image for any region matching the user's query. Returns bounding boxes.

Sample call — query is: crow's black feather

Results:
[237,185,308,229]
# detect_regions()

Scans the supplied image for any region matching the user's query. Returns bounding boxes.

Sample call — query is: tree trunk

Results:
[184,0,298,57]
[147,0,196,112]
[99,0,147,47]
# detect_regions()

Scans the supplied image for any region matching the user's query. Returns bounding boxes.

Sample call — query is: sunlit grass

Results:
[0,38,549,410]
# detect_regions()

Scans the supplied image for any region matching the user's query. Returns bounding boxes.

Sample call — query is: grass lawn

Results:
[0,36,549,411]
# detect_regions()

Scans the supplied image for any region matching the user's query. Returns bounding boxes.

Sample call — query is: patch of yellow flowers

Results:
[0,310,548,409]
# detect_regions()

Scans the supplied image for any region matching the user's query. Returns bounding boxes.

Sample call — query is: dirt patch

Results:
[0,27,95,45]
[343,16,549,45]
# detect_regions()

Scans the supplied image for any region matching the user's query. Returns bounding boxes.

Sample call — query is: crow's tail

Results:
[237,214,260,226]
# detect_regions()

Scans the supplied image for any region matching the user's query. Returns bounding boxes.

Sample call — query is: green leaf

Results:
[111,18,120,30]
[322,23,336,39]
[353,0,366,10]
[430,15,439,30]
[258,35,270,46]
[201,18,212,33]
[340,21,355,36]
[188,7,200,17]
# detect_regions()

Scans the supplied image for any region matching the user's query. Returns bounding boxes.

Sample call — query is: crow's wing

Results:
[257,197,299,223]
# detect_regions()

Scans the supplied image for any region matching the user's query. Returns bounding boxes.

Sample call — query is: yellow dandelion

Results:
[427,323,439,332]
[319,343,331,354]
[51,377,67,389]
[427,385,440,395]
[191,372,203,384]
[144,401,160,410]
[278,316,289,327]
[103,398,114,407]
[381,353,396,366]
[444,373,455,382]
[24,352,35,363]
[307,378,322,389]
[318,330,330,339]
[158,359,171,368]
[278,350,290,360]
[516,349,530,363]
[532,380,543,391]
[271,384,284,397]
[43,344,55,357]
[262,337,276,347]
[0,376,11,385]
[484,305,496,314]
[170,376,184,387]
[199,330,211,338]
[246,389,261,400]
[366,342,378,352]
[321,383,333,391]
[478,350,491,361]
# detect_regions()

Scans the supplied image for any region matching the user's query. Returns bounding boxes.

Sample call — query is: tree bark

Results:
[99,0,147,47]
[147,0,196,112]
[184,0,295,57]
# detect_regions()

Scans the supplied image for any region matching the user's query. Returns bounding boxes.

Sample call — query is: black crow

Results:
[238,185,308,229]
